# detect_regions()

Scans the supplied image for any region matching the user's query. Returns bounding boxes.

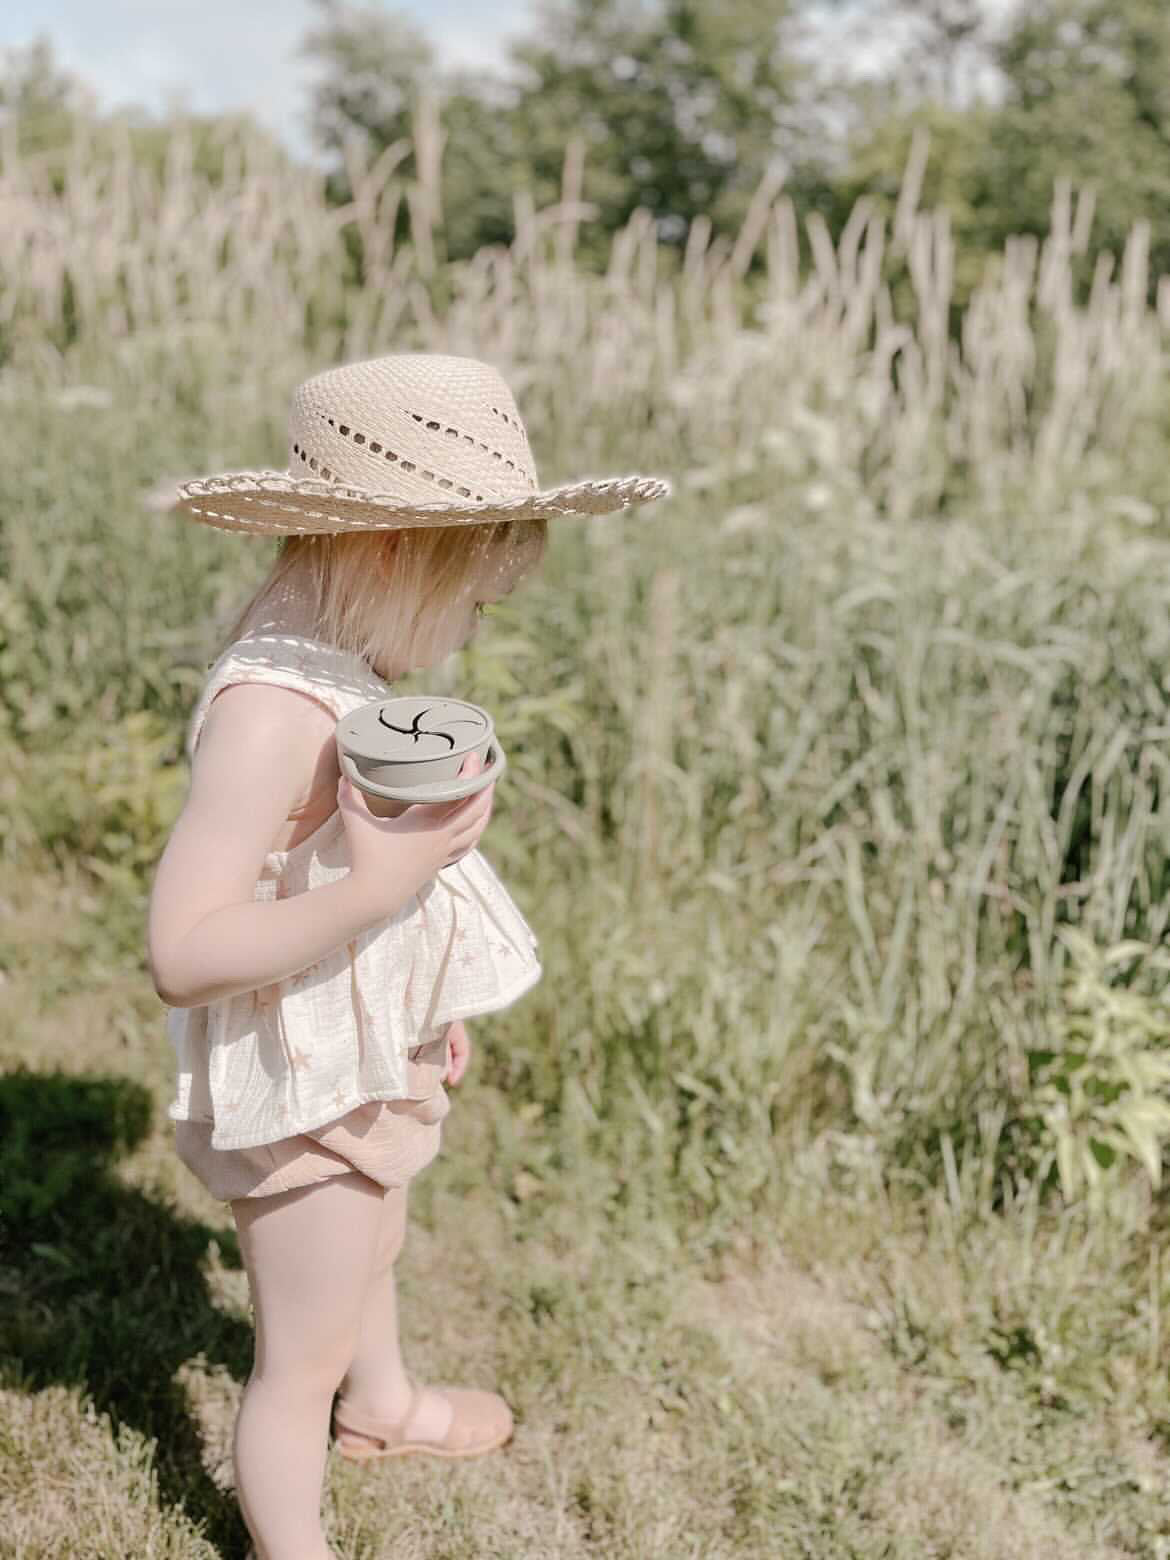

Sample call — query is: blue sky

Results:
[1,0,538,155]
[1,2,1018,159]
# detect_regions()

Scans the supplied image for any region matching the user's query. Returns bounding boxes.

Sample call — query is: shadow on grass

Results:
[0,1065,253,1557]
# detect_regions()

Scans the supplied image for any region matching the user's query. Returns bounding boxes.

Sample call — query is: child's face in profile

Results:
[462,527,544,639]
[364,524,545,679]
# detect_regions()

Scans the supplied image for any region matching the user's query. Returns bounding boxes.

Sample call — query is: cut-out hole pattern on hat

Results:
[307,425,486,498]
[400,409,536,488]
[489,405,527,440]
[311,412,538,502]
[293,443,336,482]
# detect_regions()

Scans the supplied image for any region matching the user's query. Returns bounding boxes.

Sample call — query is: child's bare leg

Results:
[335,1184,455,1447]
[231,1171,384,1560]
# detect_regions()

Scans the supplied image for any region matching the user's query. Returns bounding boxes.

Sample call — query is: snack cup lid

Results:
[336,696,494,768]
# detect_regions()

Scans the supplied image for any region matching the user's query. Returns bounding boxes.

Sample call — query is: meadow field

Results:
[6,117,1170,1556]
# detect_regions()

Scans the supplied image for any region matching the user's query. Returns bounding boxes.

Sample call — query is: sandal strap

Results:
[333,1375,425,1445]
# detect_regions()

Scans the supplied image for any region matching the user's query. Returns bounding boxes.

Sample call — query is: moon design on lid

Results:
[377,703,484,752]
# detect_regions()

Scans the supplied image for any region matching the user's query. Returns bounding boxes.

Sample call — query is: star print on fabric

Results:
[290,1047,313,1071]
[456,948,478,969]
[332,1084,347,1112]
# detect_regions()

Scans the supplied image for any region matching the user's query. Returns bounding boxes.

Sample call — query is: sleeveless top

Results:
[164,629,542,1151]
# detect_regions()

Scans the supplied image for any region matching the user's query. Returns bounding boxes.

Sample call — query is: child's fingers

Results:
[444,1025,470,1086]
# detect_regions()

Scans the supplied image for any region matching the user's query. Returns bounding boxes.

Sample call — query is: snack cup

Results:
[335,695,506,819]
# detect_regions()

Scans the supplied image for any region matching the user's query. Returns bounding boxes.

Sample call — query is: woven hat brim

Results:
[172,471,672,535]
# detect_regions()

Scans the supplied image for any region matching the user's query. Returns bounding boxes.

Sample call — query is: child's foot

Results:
[336,1381,451,1447]
[332,1375,513,1458]
[244,1549,339,1559]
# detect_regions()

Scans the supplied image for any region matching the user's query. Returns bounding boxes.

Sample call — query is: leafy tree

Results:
[0,36,97,159]
[300,0,524,263]
[299,0,820,266]
[825,0,1170,310]
[300,0,436,163]
[984,0,1170,291]
[503,0,805,246]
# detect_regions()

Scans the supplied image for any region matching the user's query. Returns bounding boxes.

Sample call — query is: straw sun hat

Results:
[172,353,672,536]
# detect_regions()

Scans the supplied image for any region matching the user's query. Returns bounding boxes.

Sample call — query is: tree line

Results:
[3,0,1169,307]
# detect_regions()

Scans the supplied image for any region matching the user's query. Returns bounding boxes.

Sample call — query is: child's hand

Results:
[337,752,495,913]
[443,1019,471,1086]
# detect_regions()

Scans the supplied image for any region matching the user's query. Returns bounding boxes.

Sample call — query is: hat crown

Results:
[287,354,540,506]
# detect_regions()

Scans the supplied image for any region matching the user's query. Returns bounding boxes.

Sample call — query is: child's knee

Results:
[253,1299,368,1388]
[256,1331,362,1397]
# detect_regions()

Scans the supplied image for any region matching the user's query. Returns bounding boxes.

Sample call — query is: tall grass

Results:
[6,110,1170,1550]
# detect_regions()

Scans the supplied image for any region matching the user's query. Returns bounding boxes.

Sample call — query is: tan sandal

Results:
[332,1374,513,1460]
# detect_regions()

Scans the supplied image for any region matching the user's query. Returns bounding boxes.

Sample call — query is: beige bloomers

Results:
[173,1031,451,1202]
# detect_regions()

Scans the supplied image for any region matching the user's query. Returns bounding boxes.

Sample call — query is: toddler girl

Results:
[147,353,669,1560]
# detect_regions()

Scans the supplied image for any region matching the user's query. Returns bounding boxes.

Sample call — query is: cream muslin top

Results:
[164,630,542,1150]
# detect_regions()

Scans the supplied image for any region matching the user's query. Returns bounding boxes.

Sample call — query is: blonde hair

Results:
[217,515,548,682]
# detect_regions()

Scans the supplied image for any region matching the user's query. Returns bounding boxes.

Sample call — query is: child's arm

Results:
[147,683,410,1009]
